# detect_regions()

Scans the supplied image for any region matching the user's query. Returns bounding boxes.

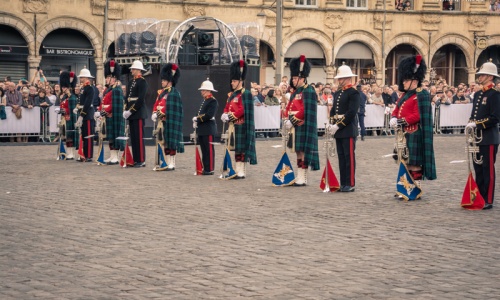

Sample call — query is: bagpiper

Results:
[221,60,257,178]
[465,60,500,209]
[283,55,320,186]
[57,71,78,159]
[97,59,125,165]
[389,54,436,200]
[151,63,184,170]
[123,60,148,167]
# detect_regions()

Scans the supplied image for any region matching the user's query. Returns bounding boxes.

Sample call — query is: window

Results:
[395,0,414,11]
[295,0,317,6]
[442,0,461,11]
[347,0,367,8]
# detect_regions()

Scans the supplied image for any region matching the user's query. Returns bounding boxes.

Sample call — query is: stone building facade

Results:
[1,0,498,86]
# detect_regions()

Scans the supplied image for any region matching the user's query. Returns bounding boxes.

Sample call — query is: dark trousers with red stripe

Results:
[336,137,356,187]
[198,135,215,172]
[129,119,145,163]
[473,144,498,205]
[82,119,95,158]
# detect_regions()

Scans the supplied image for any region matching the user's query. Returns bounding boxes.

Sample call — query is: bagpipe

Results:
[152,118,168,171]
[272,118,296,186]
[319,123,340,192]
[56,113,67,160]
[393,124,422,200]
[219,121,236,179]
[190,127,204,175]
[118,121,134,167]
[461,126,485,210]
[95,114,106,165]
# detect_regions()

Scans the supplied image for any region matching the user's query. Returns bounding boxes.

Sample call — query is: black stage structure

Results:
[115,17,260,141]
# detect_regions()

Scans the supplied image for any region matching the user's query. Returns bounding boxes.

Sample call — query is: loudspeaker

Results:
[177,44,197,65]
[198,52,213,65]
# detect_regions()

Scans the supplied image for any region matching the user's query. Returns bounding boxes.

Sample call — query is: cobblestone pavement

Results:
[0,135,499,299]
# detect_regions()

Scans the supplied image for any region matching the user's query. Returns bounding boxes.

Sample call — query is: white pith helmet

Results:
[476,60,499,78]
[77,68,94,78]
[130,60,146,71]
[198,78,217,92]
[334,62,357,79]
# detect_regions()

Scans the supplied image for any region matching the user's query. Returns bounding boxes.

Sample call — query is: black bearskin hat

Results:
[59,71,76,89]
[289,55,311,78]
[397,54,427,92]
[104,59,122,78]
[161,63,180,86]
[230,60,247,81]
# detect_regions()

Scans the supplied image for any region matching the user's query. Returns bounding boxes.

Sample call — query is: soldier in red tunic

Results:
[220,60,257,178]
[283,55,320,186]
[390,55,436,199]
[95,59,124,165]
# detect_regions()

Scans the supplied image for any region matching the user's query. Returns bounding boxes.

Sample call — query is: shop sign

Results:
[42,47,94,56]
[0,46,29,55]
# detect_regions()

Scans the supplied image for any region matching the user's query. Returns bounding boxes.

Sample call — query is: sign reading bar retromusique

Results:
[42,47,94,56]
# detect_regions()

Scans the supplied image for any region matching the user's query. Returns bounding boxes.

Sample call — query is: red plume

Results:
[299,55,305,73]
[414,54,422,73]
[110,60,115,73]
[69,71,75,83]
[172,64,178,76]
[239,60,244,79]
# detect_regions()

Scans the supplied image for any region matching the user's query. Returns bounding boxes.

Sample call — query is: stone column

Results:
[421,0,440,10]
[469,1,488,12]
[325,0,344,9]
[467,67,477,86]
[94,57,104,85]
[27,55,42,82]
[325,66,336,84]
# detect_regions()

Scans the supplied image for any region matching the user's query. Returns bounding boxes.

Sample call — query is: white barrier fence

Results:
[0,104,474,136]
[254,104,473,131]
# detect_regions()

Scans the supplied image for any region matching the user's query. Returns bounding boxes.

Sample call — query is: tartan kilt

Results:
[406,128,423,166]
[105,116,124,150]
[294,124,307,152]
[234,124,247,153]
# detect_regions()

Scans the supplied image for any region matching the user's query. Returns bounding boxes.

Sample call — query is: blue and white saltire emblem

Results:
[57,138,66,160]
[396,162,422,200]
[96,142,105,164]
[222,148,236,178]
[157,143,168,169]
[272,152,295,186]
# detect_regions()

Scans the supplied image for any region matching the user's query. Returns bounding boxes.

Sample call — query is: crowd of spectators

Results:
[0,70,105,142]
[250,75,500,138]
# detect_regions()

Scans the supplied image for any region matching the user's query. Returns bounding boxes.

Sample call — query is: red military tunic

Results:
[392,93,420,133]
[285,90,305,126]
[153,88,169,120]
[60,97,70,121]
[224,90,244,124]
[99,89,113,117]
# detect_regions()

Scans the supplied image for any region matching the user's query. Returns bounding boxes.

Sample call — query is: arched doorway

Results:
[385,44,418,86]
[335,42,375,84]
[477,45,500,72]
[285,39,326,84]
[259,41,275,85]
[0,25,29,81]
[431,44,468,86]
[39,28,95,83]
